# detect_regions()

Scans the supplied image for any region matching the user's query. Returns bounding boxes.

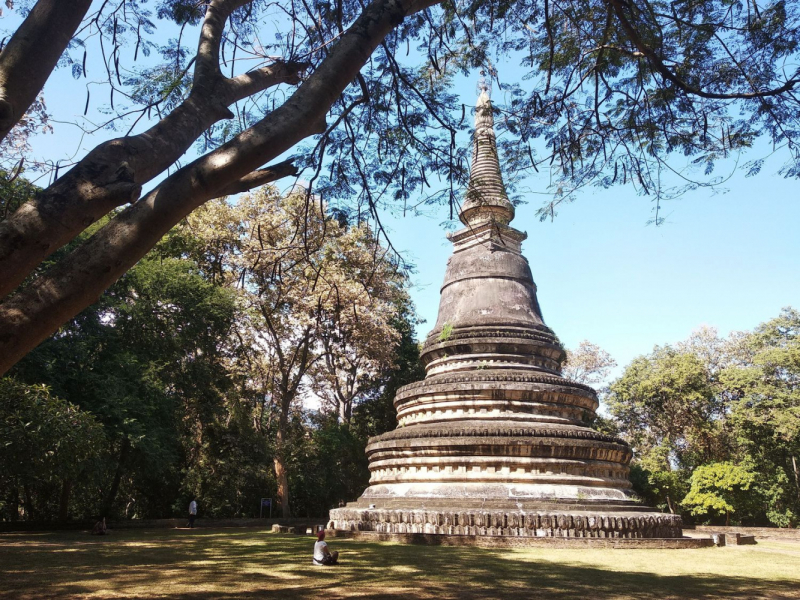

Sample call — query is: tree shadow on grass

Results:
[1,530,798,600]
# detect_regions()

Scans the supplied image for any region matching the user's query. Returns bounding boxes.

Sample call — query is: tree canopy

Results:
[1,0,800,371]
[607,308,800,527]
[1,184,420,521]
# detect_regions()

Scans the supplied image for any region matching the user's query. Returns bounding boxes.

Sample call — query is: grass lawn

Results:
[1,528,799,599]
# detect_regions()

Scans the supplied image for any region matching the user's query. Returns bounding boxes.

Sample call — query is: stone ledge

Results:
[338,531,708,549]
[400,371,595,392]
[371,422,627,446]
[423,324,558,345]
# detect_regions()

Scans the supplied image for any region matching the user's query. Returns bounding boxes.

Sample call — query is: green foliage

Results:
[8,249,239,520]
[438,322,454,342]
[0,378,103,521]
[288,414,371,518]
[720,307,800,527]
[180,407,276,519]
[606,308,800,527]
[3,190,423,522]
[682,462,757,524]
[606,347,721,469]
[627,446,690,515]
[0,170,38,221]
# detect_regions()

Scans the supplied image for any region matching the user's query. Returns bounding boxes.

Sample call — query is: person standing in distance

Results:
[188,498,198,528]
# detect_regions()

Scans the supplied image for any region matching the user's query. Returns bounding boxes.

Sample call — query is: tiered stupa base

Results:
[330,504,681,539]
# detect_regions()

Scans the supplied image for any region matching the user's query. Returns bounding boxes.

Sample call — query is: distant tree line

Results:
[0,184,423,523]
[568,310,800,528]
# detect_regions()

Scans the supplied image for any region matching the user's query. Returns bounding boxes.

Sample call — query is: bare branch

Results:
[227,61,310,99]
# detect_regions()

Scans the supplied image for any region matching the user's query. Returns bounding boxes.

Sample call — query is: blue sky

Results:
[5,6,799,375]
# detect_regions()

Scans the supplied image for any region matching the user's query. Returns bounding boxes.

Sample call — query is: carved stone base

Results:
[329,506,682,539]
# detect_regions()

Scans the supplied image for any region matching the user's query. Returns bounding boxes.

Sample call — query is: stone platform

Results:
[336,530,711,549]
[329,506,681,539]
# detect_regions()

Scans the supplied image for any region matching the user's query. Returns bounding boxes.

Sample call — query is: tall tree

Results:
[10,246,238,519]
[605,346,725,513]
[352,295,425,438]
[184,188,407,516]
[720,308,800,526]
[310,223,406,423]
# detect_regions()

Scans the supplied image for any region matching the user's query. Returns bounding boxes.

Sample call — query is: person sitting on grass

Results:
[91,517,107,536]
[312,530,339,565]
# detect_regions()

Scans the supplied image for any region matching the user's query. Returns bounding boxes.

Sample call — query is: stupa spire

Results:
[460,74,515,226]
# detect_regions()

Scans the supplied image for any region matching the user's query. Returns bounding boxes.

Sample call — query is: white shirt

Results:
[189,501,197,515]
[313,540,328,562]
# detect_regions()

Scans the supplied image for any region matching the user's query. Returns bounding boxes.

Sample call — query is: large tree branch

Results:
[215,160,299,196]
[0,0,440,374]
[0,2,306,299]
[194,0,251,86]
[0,0,93,143]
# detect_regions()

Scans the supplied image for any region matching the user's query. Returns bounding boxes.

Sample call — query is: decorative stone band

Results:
[396,400,592,428]
[371,422,627,445]
[363,425,634,489]
[421,339,564,372]
[366,460,631,488]
[422,323,561,350]
[424,352,561,377]
[397,371,597,396]
[394,373,600,427]
[447,221,528,245]
[367,435,632,464]
[328,508,683,539]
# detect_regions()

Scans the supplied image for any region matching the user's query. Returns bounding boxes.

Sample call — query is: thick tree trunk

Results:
[273,455,291,519]
[338,394,353,424]
[273,393,292,518]
[0,0,437,375]
[0,0,92,142]
[100,439,129,518]
[58,479,72,522]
